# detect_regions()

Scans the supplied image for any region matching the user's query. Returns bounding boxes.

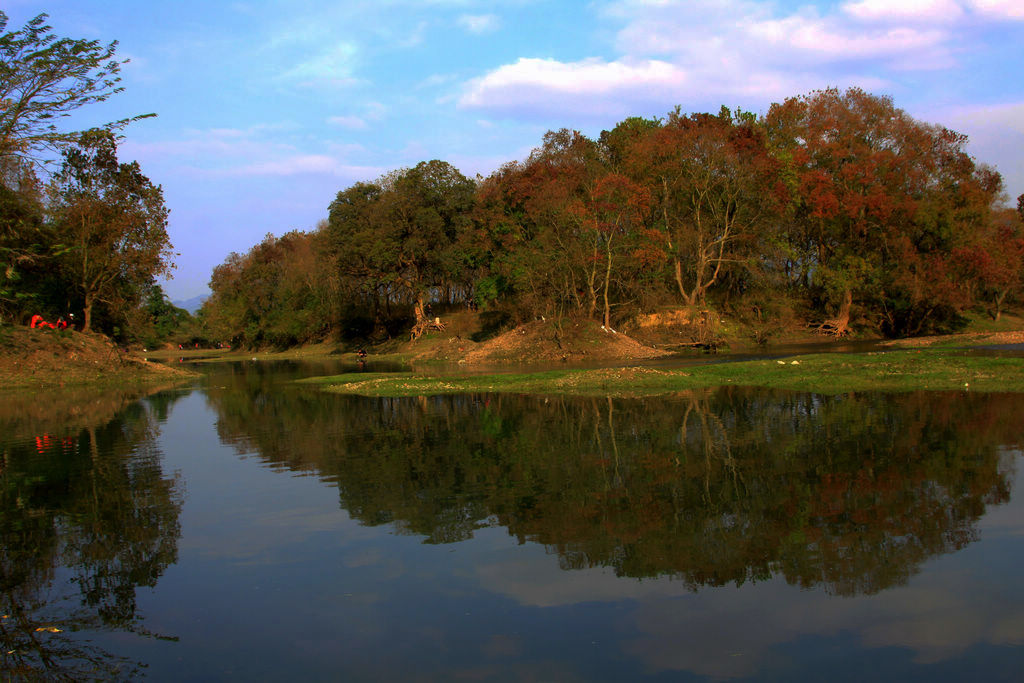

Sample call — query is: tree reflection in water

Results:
[1,390,183,680]
[206,383,1020,598]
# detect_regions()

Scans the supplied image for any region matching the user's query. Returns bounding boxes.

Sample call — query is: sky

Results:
[5,0,1024,302]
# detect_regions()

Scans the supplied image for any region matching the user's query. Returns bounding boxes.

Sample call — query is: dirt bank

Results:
[882,329,1024,348]
[406,315,671,364]
[0,325,195,391]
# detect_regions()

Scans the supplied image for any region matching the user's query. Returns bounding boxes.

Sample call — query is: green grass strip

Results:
[298,349,1024,397]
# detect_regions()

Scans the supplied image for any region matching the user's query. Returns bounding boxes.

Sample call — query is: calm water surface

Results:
[2,361,1024,681]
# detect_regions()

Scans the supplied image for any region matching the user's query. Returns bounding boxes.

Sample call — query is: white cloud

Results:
[122,126,291,160]
[459,57,688,118]
[613,1,951,65]
[417,73,459,90]
[457,13,500,34]
[465,57,682,97]
[843,0,1024,22]
[968,0,1024,19]
[458,0,984,120]
[364,101,389,120]
[225,154,383,179]
[327,115,369,130]
[746,15,948,59]
[326,102,388,130]
[233,154,345,176]
[121,125,381,181]
[276,43,360,87]
[842,0,965,22]
[944,101,1024,136]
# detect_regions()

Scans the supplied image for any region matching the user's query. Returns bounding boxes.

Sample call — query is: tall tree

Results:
[0,12,151,165]
[630,108,784,307]
[765,87,997,335]
[495,130,610,320]
[49,130,172,332]
[567,172,650,327]
[953,207,1024,321]
[326,160,475,335]
[0,155,49,320]
[0,11,154,327]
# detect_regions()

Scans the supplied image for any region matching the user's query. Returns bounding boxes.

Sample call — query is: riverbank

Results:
[0,325,196,391]
[301,347,1024,397]
[145,308,1024,365]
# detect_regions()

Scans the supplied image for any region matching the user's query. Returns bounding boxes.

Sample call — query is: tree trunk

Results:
[586,243,599,320]
[410,290,428,340]
[413,290,426,327]
[823,288,852,336]
[674,259,688,302]
[993,289,1007,321]
[602,236,613,328]
[83,293,93,332]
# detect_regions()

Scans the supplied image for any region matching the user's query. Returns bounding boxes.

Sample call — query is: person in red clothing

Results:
[29,314,63,329]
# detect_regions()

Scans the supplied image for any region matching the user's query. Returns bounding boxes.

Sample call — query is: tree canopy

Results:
[0,12,171,341]
[48,131,172,332]
[0,11,152,165]
[199,88,1024,347]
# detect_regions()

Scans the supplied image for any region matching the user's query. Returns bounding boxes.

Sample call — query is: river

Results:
[2,360,1023,680]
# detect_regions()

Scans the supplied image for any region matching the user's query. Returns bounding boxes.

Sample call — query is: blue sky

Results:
[5,0,1024,301]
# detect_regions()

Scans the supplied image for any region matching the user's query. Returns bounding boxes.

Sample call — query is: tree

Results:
[567,172,650,327]
[765,88,997,336]
[954,207,1024,320]
[386,160,476,333]
[140,282,192,343]
[0,155,49,319]
[485,129,610,321]
[630,108,784,307]
[326,160,476,337]
[49,130,172,332]
[0,11,151,165]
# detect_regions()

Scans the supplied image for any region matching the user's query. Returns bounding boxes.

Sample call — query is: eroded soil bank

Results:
[0,326,195,391]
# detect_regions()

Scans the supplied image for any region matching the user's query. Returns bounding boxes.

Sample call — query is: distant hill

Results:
[173,294,208,314]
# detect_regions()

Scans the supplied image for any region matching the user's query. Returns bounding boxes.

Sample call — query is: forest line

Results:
[2,8,1022,350]
[201,87,1024,349]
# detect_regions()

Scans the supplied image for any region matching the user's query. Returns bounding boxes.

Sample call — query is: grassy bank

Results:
[139,343,417,365]
[299,348,1024,397]
[0,326,196,392]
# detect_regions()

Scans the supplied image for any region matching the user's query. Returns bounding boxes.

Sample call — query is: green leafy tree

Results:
[0,11,151,165]
[326,160,476,336]
[49,130,172,332]
[202,230,335,348]
[0,156,48,319]
[0,11,154,327]
[139,282,192,344]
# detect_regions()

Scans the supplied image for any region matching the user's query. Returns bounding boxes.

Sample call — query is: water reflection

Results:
[4,364,1024,680]
[0,389,184,680]
[205,383,1020,597]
